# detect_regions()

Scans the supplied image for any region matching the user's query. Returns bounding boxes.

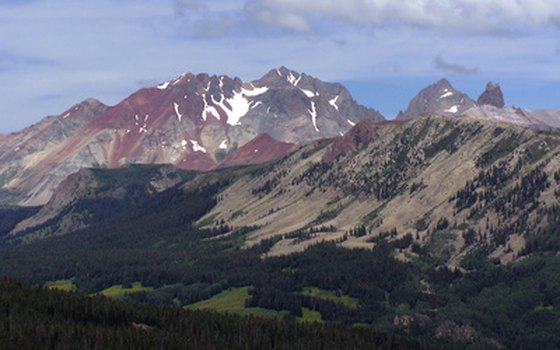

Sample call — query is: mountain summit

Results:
[396,79,475,120]
[0,67,383,206]
[477,82,505,108]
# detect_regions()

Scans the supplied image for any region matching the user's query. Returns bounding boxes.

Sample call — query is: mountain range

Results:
[3,67,560,208]
[2,67,560,348]
[1,68,559,259]
[0,66,382,206]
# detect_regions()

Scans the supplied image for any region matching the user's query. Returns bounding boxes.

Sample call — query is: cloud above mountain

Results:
[435,56,479,75]
[0,0,559,132]
[248,0,560,34]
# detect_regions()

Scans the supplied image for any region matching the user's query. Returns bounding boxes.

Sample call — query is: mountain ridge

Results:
[0,67,383,206]
[3,70,560,208]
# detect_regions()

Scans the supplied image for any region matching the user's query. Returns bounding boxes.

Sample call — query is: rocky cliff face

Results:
[0,67,384,206]
[0,99,109,205]
[397,79,560,132]
[477,82,505,108]
[396,79,475,120]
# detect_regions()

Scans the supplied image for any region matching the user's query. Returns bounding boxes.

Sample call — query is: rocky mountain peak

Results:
[257,66,309,89]
[396,79,475,120]
[217,133,299,169]
[323,119,378,162]
[477,82,505,108]
[0,67,384,206]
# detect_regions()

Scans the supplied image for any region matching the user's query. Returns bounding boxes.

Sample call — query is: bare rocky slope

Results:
[8,112,560,268]
[397,78,560,131]
[197,115,560,263]
[0,67,383,206]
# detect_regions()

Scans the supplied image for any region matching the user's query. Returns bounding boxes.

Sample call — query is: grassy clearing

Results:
[186,286,288,319]
[298,308,323,323]
[45,279,75,292]
[188,287,250,313]
[98,282,153,298]
[300,287,359,309]
[534,305,554,313]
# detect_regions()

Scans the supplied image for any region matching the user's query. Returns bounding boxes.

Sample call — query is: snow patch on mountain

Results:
[440,90,453,99]
[172,73,186,86]
[329,96,340,111]
[287,72,301,86]
[190,140,207,153]
[300,88,315,98]
[173,103,182,122]
[202,96,219,121]
[157,81,170,90]
[309,101,319,132]
[212,86,269,126]
[445,105,459,114]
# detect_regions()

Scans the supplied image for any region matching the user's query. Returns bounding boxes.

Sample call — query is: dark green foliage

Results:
[494,164,549,216]
[462,229,477,246]
[311,208,340,225]
[283,226,337,243]
[435,218,449,231]
[409,181,425,194]
[0,206,40,236]
[348,225,368,237]
[415,218,429,231]
[521,204,560,255]
[492,127,504,137]
[92,164,194,187]
[476,132,522,168]
[452,160,519,212]
[251,169,289,197]
[460,245,494,271]
[367,228,398,244]
[0,278,435,350]
[423,127,462,158]
[6,166,197,243]
[251,178,279,195]
[391,233,414,250]
[523,140,554,163]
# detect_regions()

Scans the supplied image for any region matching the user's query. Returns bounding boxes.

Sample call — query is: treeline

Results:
[0,278,435,350]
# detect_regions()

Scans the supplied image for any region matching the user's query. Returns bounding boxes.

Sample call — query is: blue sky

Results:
[1,0,560,133]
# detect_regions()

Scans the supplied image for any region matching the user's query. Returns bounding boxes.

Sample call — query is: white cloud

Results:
[248,0,560,34]
[0,0,559,133]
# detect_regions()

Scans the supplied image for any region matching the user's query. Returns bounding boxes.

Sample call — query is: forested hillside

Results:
[2,116,560,349]
[0,278,434,350]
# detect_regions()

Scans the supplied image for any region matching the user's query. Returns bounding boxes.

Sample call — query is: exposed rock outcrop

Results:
[477,82,505,108]
[396,79,475,120]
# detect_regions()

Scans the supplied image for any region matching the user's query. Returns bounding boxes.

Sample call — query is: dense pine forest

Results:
[0,278,436,350]
[1,164,560,349]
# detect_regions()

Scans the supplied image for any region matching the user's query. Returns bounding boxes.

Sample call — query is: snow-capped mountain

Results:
[397,78,560,131]
[0,67,384,206]
[396,79,476,120]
